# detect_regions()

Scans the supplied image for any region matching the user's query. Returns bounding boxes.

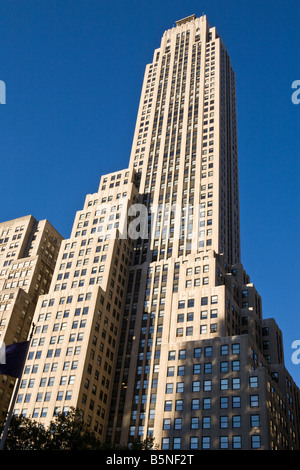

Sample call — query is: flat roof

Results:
[175,15,196,26]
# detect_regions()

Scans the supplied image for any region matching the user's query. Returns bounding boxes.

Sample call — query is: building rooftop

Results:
[175,14,196,26]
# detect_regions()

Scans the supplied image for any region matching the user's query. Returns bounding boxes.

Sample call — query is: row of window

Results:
[176,324,219,336]
[15,406,70,420]
[164,394,259,409]
[165,377,247,392]
[41,293,93,308]
[177,295,218,309]
[176,310,218,322]
[168,343,240,360]
[161,434,261,450]
[162,414,260,430]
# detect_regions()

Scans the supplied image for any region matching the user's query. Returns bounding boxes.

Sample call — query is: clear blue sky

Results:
[0,0,299,385]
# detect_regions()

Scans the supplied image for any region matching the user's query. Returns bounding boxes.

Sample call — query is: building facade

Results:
[106,15,300,450]
[0,215,62,420]
[9,14,300,450]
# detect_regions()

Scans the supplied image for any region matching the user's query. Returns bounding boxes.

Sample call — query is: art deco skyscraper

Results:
[128,14,240,266]
[11,14,300,450]
[106,15,300,450]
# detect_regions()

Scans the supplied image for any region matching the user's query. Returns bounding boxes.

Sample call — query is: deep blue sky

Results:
[0,0,299,385]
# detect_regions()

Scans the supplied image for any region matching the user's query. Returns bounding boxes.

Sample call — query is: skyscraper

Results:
[10,14,300,450]
[107,14,300,450]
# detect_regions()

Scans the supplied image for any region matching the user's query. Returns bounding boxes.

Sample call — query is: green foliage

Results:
[0,414,49,450]
[0,408,155,450]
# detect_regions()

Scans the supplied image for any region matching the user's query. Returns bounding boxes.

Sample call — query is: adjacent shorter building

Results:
[13,170,139,438]
[0,215,63,420]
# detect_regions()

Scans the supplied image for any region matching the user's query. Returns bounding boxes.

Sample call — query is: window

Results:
[191,399,200,410]
[163,418,171,430]
[186,326,193,336]
[232,396,241,408]
[220,379,228,390]
[174,418,182,430]
[173,437,181,449]
[192,381,200,392]
[162,438,170,449]
[220,397,228,409]
[221,344,229,355]
[178,349,186,360]
[250,395,259,407]
[191,417,199,429]
[232,415,241,428]
[250,414,260,427]
[232,378,240,390]
[202,436,210,449]
[220,416,229,428]
[251,435,261,449]
[175,399,183,411]
[202,416,211,429]
[220,361,229,372]
[194,347,201,358]
[203,380,211,391]
[232,436,242,449]
[220,436,229,449]
[190,437,198,449]
[164,400,172,411]
[177,314,184,323]
[203,398,211,410]
[168,351,175,360]
[249,376,258,388]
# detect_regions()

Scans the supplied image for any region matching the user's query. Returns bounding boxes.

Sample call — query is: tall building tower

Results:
[0,215,62,420]
[10,14,300,451]
[128,14,239,266]
[106,15,300,450]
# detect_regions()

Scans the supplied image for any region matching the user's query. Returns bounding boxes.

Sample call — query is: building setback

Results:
[12,171,139,438]
[7,14,300,450]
